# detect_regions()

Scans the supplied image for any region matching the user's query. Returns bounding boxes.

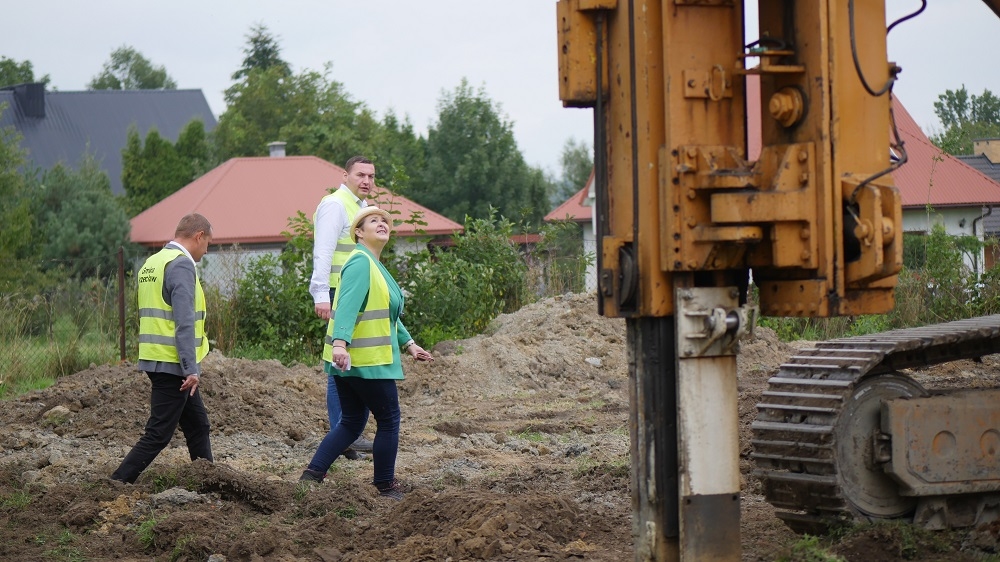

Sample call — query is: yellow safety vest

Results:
[314,188,362,290]
[137,248,209,363]
[322,250,393,367]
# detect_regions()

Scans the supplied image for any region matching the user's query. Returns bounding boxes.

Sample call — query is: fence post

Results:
[118,246,126,361]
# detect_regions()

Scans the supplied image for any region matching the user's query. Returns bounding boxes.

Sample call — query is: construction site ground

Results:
[2,292,1000,561]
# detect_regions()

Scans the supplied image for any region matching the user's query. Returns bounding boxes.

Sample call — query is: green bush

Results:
[395,211,529,348]
[450,209,530,313]
[397,249,500,347]
[232,253,325,365]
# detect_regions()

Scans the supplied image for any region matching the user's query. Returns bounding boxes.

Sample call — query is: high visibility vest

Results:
[322,250,393,367]
[314,188,362,290]
[137,248,209,364]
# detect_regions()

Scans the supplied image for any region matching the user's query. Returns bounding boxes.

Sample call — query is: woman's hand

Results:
[408,344,434,362]
[332,342,351,371]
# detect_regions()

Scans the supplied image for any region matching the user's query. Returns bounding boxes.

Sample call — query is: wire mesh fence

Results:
[1,247,144,393]
[1,240,598,394]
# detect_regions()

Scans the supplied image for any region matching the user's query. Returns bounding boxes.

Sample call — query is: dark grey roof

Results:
[954,155,1000,233]
[957,154,1000,184]
[982,207,1000,235]
[0,84,217,195]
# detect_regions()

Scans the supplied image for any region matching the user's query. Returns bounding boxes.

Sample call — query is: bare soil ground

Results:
[1,292,999,561]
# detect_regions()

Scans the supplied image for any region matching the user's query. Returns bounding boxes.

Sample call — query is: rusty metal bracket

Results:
[841,175,903,285]
[683,66,733,100]
[676,287,757,357]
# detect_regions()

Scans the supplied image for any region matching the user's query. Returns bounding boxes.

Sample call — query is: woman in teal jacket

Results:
[300,206,432,500]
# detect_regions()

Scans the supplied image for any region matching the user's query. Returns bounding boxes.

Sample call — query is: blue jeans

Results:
[308,376,400,484]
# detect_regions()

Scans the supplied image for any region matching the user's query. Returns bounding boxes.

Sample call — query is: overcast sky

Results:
[5,1,1000,174]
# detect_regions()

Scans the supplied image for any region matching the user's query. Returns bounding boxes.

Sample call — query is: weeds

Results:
[335,505,358,519]
[293,482,311,502]
[0,490,31,509]
[777,534,844,562]
[572,456,598,478]
[137,511,158,550]
[513,430,546,443]
[42,529,85,561]
[170,534,195,561]
[144,467,198,493]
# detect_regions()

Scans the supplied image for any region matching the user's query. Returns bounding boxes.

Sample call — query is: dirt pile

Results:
[0,292,997,561]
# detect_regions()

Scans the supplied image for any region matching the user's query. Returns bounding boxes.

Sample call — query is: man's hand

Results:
[179,374,200,396]
[315,302,332,320]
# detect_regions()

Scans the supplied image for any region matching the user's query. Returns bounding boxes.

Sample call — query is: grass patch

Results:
[0,490,31,510]
[837,520,954,559]
[335,505,358,519]
[137,512,159,550]
[151,472,180,494]
[777,534,844,562]
[41,529,86,561]
[513,430,546,443]
[242,515,270,531]
[572,455,630,479]
[293,482,311,501]
[171,534,195,562]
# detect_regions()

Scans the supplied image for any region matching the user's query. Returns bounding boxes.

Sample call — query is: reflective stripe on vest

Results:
[322,250,393,367]
[314,189,362,290]
[137,248,209,364]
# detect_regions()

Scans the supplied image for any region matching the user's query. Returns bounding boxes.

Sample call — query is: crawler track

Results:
[751,315,1000,533]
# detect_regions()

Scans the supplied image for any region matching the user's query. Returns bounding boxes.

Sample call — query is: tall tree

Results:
[416,79,548,225]
[368,110,427,194]
[88,46,177,90]
[232,24,291,81]
[553,138,593,206]
[270,66,376,161]
[0,112,36,288]
[218,59,374,161]
[218,25,421,170]
[174,119,213,178]
[930,86,1000,155]
[0,56,49,88]
[121,121,208,216]
[36,154,132,279]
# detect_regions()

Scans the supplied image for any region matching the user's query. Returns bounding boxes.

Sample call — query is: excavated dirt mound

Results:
[1,292,998,561]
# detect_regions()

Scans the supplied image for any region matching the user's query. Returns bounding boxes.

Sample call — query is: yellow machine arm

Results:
[559,0,903,320]
[553,1,1000,561]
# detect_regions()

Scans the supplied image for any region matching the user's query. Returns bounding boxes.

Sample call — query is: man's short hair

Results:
[344,155,373,173]
[175,213,212,239]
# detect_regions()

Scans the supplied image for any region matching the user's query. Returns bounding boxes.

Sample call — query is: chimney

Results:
[973,138,1000,164]
[268,141,286,158]
[12,83,45,118]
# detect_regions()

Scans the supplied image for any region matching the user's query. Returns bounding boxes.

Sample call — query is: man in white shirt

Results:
[309,156,377,456]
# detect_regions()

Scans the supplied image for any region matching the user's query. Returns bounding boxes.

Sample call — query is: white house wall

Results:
[902,206,992,275]
[187,237,435,296]
[583,222,597,293]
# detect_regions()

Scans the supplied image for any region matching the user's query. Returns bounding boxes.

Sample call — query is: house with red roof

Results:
[889,101,1000,274]
[544,171,597,292]
[547,80,1000,290]
[130,145,463,286]
[957,139,1000,270]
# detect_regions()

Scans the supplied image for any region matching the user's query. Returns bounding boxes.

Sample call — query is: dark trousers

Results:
[308,376,400,483]
[111,371,213,483]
